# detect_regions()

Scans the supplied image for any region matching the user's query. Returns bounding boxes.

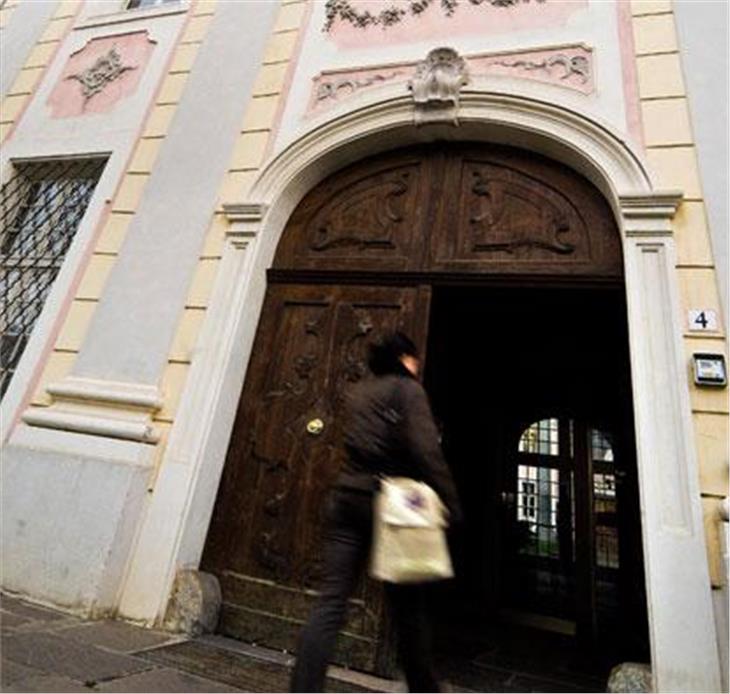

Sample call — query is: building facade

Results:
[1,0,728,691]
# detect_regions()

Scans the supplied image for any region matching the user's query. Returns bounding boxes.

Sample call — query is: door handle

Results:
[306,418,325,436]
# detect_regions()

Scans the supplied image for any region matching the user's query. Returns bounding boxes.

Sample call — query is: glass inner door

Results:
[501,416,620,637]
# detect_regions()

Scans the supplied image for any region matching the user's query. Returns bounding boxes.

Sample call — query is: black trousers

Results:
[290,488,441,693]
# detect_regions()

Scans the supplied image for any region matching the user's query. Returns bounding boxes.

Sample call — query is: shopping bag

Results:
[370,476,453,583]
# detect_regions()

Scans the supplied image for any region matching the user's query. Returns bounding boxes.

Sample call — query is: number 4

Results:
[688,309,717,332]
[694,312,709,329]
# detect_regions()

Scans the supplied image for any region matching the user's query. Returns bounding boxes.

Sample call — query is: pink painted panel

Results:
[616,0,644,149]
[325,0,588,50]
[47,32,156,119]
[308,44,593,115]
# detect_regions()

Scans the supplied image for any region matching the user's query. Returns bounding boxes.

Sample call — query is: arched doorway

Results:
[200,142,648,682]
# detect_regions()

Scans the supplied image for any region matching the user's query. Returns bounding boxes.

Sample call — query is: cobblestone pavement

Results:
[0,594,398,693]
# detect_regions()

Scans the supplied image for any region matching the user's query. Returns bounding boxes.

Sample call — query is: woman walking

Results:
[290,331,462,693]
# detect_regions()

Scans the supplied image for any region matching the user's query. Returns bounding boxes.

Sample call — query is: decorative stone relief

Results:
[67,47,137,104]
[47,32,156,119]
[409,47,469,124]
[324,0,546,32]
[315,71,405,104]
[324,0,583,50]
[308,44,593,116]
[494,53,590,84]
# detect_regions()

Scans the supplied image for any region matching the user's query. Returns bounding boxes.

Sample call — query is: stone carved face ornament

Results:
[66,47,137,105]
[409,47,469,125]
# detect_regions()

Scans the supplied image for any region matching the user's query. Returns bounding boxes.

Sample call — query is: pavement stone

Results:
[59,621,179,654]
[8,674,93,693]
[94,667,241,693]
[0,597,69,623]
[0,613,30,632]
[2,631,153,686]
[1,659,47,689]
[137,640,377,693]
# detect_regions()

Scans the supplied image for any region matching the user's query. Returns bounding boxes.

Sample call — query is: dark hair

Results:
[367,330,418,377]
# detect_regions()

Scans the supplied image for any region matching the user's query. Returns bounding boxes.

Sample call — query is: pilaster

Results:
[620,191,722,693]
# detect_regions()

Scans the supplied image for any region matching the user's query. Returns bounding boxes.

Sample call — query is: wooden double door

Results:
[200,143,641,673]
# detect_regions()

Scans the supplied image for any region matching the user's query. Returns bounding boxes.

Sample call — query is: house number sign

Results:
[688,309,718,332]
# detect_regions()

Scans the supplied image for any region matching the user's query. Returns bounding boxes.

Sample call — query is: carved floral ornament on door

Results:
[324,0,546,31]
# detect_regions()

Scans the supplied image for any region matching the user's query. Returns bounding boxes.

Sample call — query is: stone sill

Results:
[75,2,189,31]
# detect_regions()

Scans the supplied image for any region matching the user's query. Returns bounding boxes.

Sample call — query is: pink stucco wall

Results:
[325,0,588,50]
[309,44,593,115]
[47,32,155,119]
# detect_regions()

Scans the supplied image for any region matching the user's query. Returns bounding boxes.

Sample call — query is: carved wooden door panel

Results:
[270,143,622,282]
[201,282,431,673]
[428,146,622,278]
[273,149,436,273]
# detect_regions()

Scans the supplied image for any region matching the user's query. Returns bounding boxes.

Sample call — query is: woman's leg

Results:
[384,583,441,693]
[290,491,371,692]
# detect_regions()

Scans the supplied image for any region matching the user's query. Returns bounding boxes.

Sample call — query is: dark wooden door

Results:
[202,141,630,674]
[201,282,431,672]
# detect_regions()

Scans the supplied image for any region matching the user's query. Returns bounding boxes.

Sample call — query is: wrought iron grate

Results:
[126,0,181,9]
[0,158,106,399]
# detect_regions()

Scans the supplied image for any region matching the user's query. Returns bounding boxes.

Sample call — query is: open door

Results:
[500,417,625,641]
[201,282,431,674]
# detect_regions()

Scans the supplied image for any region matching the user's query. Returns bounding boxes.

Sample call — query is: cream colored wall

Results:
[631,0,729,588]
[23,0,309,479]
[147,0,308,452]
[0,0,79,143]
[0,0,20,29]
[19,0,219,468]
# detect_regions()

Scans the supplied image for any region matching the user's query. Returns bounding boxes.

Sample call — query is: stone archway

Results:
[118,90,721,692]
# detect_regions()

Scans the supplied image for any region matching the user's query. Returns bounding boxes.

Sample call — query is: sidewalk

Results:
[0,593,398,693]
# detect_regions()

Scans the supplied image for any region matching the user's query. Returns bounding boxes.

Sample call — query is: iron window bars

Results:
[126,0,181,9]
[0,158,106,399]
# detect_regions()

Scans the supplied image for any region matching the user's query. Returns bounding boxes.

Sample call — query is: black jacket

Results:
[338,373,462,523]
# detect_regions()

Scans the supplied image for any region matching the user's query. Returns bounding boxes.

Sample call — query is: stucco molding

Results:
[21,376,163,444]
[255,87,653,210]
[22,408,159,444]
[620,191,684,237]
[46,376,164,410]
[409,47,469,125]
[74,4,189,31]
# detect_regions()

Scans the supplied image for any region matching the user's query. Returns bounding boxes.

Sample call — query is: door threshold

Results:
[199,634,406,692]
[499,608,576,636]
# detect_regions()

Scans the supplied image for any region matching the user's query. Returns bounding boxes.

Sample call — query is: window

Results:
[0,158,106,398]
[126,0,180,9]
[518,417,559,455]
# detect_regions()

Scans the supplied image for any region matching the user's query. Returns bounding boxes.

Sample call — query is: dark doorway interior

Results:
[423,284,649,689]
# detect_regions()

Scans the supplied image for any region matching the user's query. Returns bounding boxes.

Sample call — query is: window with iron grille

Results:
[0,158,107,399]
[126,0,181,9]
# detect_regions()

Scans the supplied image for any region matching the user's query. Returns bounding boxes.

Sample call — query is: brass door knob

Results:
[306,418,324,435]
